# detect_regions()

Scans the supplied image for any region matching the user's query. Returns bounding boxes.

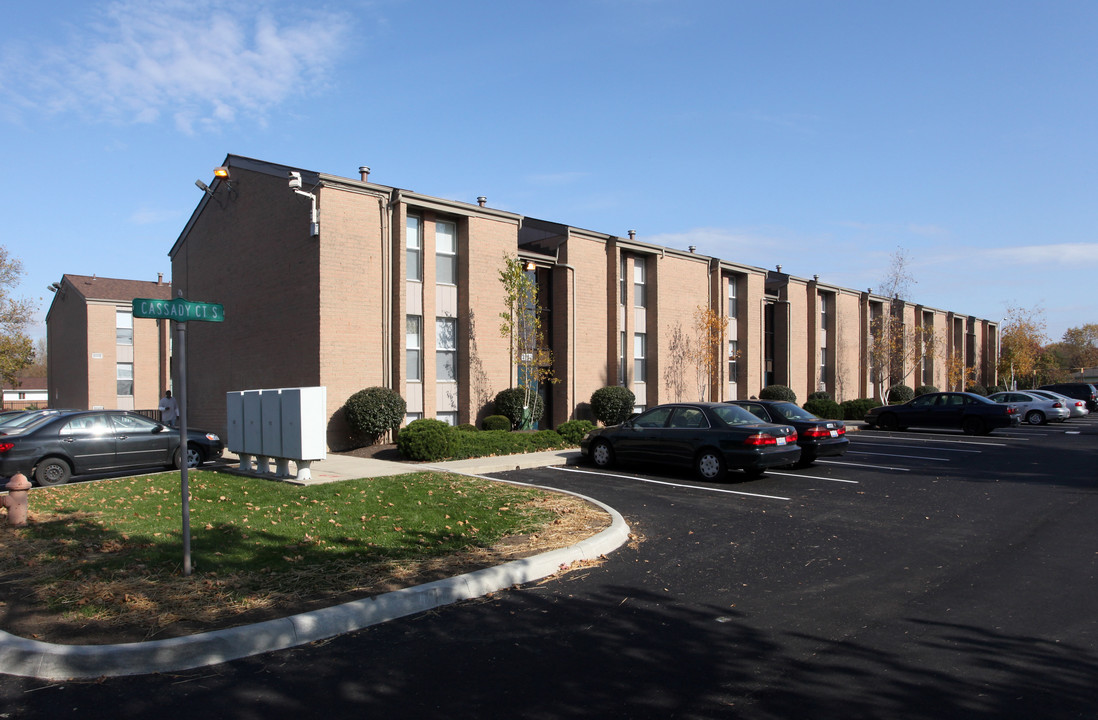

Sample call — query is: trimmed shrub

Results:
[759,384,797,403]
[482,415,511,432]
[555,419,596,445]
[887,384,914,404]
[840,398,880,420]
[988,385,1006,394]
[457,423,479,433]
[804,398,842,420]
[343,387,407,442]
[590,386,636,426]
[965,384,988,396]
[807,390,832,402]
[914,385,939,397]
[451,429,568,459]
[493,387,544,429]
[396,419,457,461]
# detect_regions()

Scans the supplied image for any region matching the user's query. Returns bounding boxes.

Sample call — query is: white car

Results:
[1026,389,1089,418]
[988,391,1070,425]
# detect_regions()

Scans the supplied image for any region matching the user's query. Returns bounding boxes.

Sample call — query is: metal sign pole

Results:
[177,320,192,576]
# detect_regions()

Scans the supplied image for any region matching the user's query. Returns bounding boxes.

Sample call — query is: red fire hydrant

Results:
[1,472,32,527]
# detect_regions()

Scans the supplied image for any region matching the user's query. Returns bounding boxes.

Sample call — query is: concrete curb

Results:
[0,490,629,680]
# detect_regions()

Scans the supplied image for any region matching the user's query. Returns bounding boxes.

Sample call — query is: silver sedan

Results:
[1026,389,1089,418]
[988,391,1070,425]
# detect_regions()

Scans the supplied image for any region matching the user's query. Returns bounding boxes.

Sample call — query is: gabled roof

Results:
[61,274,172,303]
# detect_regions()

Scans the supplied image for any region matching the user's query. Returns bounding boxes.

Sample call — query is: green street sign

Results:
[132,297,225,323]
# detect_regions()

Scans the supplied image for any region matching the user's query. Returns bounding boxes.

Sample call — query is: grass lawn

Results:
[0,469,606,643]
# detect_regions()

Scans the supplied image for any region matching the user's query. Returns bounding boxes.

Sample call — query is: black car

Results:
[864,392,1020,435]
[725,399,848,466]
[579,402,800,481]
[0,410,223,486]
[1038,382,1098,412]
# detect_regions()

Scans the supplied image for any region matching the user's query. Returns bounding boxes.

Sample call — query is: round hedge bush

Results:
[343,387,407,441]
[457,423,479,433]
[397,419,457,461]
[840,398,880,420]
[555,419,596,445]
[914,385,939,397]
[807,390,832,402]
[590,386,636,426]
[887,383,914,404]
[493,387,544,429]
[482,415,512,432]
[965,384,988,396]
[804,398,842,420]
[759,384,797,403]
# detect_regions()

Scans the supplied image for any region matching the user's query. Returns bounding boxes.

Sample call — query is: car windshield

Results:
[768,402,819,421]
[711,404,766,426]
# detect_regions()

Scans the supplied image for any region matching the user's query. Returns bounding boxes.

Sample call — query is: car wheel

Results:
[695,449,726,481]
[1025,410,1045,425]
[34,458,72,487]
[878,413,899,431]
[591,439,614,469]
[962,417,984,435]
[172,446,204,469]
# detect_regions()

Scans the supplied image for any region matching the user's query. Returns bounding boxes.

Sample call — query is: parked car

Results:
[0,409,74,435]
[1026,388,1089,418]
[864,391,1021,435]
[580,402,800,480]
[1038,383,1098,412]
[725,399,848,466]
[987,391,1070,425]
[0,410,223,486]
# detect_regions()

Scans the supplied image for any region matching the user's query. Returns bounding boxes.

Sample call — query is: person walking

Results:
[159,390,179,427]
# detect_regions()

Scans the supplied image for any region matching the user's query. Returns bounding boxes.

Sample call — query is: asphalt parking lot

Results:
[3,415,1097,719]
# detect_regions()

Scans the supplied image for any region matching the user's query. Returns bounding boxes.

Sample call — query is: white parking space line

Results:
[767,470,859,483]
[854,435,1008,447]
[549,466,791,501]
[848,441,980,453]
[816,459,911,471]
[847,450,950,461]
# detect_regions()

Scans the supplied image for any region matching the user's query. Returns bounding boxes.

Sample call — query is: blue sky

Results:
[2,0,1096,344]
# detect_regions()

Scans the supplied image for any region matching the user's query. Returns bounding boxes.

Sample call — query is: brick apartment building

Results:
[169,155,998,449]
[45,274,172,411]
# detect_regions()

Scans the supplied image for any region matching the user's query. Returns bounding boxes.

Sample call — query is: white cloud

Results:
[979,243,1098,266]
[1,0,353,133]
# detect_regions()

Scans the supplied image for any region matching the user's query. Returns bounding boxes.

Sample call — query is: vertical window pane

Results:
[634,333,646,382]
[634,260,646,308]
[436,317,457,381]
[406,315,422,381]
[117,362,134,396]
[728,278,738,318]
[619,331,626,384]
[729,340,739,383]
[116,309,133,346]
[406,216,422,281]
[436,220,457,285]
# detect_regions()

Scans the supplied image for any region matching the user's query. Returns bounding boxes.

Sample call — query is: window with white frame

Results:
[116,309,133,346]
[729,339,739,383]
[406,215,422,281]
[619,331,626,384]
[406,315,422,381]
[634,260,647,308]
[436,220,457,285]
[820,348,828,391]
[619,256,627,306]
[117,362,134,397]
[634,332,647,382]
[728,277,738,318]
[436,317,457,381]
[436,412,457,426]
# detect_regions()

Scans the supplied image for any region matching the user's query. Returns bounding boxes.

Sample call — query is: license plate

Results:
[829,430,838,437]
[777,437,786,446]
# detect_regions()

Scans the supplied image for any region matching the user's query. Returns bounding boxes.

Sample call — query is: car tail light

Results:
[1006,406,1018,414]
[0,442,13,453]
[802,425,847,439]
[1052,402,1062,408]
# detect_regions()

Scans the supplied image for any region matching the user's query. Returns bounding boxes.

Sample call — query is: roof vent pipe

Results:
[477,196,487,207]
[359,166,370,182]
[688,245,696,253]
[628,229,636,240]
[158,273,163,285]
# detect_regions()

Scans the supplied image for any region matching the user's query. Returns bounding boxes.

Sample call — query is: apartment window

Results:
[117,362,133,397]
[619,331,626,384]
[634,260,647,308]
[116,309,133,346]
[436,317,457,381]
[619,257,627,306]
[819,294,829,330]
[729,339,739,383]
[436,413,457,426]
[406,216,422,281]
[728,278,738,318]
[406,315,422,381]
[436,220,457,285]
[634,333,647,382]
[405,412,423,424]
[820,348,828,391]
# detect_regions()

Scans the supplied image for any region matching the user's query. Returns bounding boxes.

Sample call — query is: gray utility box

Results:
[226,387,327,477]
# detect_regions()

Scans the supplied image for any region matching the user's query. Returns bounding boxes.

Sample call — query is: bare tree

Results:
[0,246,35,387]
[498,257,554,428]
